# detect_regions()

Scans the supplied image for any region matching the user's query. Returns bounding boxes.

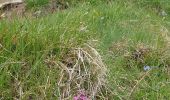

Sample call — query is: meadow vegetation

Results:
[0,0,170,99]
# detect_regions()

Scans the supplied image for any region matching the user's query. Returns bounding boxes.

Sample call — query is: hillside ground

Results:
[0,0,170,99]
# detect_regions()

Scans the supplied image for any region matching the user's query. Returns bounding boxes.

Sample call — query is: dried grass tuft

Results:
[57,44,107,99]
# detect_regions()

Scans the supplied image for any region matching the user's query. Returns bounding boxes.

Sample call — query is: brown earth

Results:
[0,0,69,20]
[0,0,25,19]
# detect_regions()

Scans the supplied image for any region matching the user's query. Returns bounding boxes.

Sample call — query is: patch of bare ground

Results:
[0,0,24,19]
[0,0,68,19]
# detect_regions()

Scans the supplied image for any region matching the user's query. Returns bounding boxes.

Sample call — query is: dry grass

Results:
[54,44,107,99]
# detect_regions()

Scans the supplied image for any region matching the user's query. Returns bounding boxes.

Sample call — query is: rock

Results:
[0,0,23,9]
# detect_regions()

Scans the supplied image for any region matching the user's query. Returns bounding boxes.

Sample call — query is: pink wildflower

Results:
[73,90,89,100]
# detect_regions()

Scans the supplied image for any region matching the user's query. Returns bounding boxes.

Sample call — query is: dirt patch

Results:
[0,0,69,19]
[1,3,26,19]
[0,0,25,19]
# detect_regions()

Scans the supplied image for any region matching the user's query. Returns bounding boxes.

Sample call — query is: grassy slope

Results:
[0,0,170,99]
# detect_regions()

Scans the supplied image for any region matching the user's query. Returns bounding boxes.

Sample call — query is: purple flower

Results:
[73,96,79,100]
[144,66,151,71]
[73,90,89,100]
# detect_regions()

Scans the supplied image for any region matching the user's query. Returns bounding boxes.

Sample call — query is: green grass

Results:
[26,0,49,8]
[0,0,170,99]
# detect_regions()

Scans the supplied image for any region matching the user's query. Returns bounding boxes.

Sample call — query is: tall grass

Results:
[0,0,170,99]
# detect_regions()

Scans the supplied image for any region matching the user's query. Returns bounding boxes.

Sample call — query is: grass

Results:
[0,0,170,99]
[26,0,49,8]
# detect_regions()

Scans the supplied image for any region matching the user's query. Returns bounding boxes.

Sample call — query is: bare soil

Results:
[0,0,68,19]
[0,0,25,19]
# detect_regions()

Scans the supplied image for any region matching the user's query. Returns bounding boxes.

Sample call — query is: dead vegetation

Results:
[45,44,107,99]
